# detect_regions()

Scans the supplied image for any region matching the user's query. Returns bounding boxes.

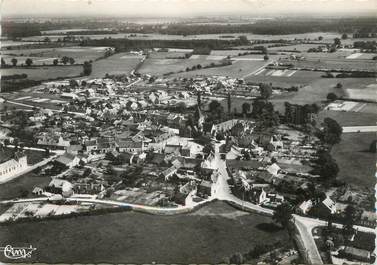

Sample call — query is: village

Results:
[0,69,375,264]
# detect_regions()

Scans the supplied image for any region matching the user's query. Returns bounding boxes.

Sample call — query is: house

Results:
[250,187,268,204]
[32,187,44,196]
[55,153,81,168]
[66,144,83,155]
[340,247,371,263]
[84,139,98,153]
[309,196,337,218]
[160,166,179,180]
[197,180,212,198]
[117,140,143,153]
[298,200,313,214]
[164,144,182,155]
[266,163,281,176]
[37,134,70,149]
[0,152,28,182]
[48,179,73,197]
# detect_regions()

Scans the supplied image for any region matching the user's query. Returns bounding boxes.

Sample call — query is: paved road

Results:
[342,125,377,133]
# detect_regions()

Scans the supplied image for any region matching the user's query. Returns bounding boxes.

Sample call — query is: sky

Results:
[1,0,376,17]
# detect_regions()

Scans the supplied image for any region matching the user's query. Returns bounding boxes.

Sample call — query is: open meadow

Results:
[0,201,290,263]
[2,46,110,65]
[89,52,143,78]
[1,65,82,81]
[331,132,376,188]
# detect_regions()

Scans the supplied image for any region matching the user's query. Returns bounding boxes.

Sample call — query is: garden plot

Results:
[325,101,367,112]
[346,53,363,59]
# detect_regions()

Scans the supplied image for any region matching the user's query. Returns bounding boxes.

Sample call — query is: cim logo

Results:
[0,245,36,259]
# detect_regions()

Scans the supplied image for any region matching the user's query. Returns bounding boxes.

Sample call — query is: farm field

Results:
[138,55,223,76]
[1,46,110,64]
[331,132,375,188]
[1,65,82,80]
[246,69,324,88]
[317,110,377,127]
[0,201,289,264]
[18,32,351,43]
[281,58,376,72]
[89,52,143,78]
[173,59,269,79]
[270,78,348,113]
[5,91,70,110]
[346,83,377,102]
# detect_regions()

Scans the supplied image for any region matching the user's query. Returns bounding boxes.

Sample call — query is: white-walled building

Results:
[0,154,28,181]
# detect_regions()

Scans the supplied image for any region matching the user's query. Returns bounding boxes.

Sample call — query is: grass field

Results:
[173,59,269,79]
[1,65,82,80]
[281,58,376,72]
[270,78,346,113]
[139,56,218,75]
[0,201,290,263]
[317,110,377,126]
[331,132,375,188]
[2,46,110,65]
[246,69,324,88]
[89,52,143,78]
[0,170,51,201]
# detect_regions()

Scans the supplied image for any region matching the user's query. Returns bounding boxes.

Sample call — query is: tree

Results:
[25,58,33,66]
[327,92,338,102]
[242,102,251,115]
[61,56,69,65]
[341,33,348,40]
[336,83,343,89]
[53,59,59,66]
[318,36,323,41]
[273,203,293,228]
[11,58,17,67]
[369,140,376,153]
[227,92,231,114]
[82,61,92,76]
[263,54,269,60]
[343,205,356,237]
[322,117,342,145]
[334,38,341,47]
[316,150,339,179]
[1,58,6,67]
[260,83,272,99]
[68,57,75,65]
[69,79,79,88]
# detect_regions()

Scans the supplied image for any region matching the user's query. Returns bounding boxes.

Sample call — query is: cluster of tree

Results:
[323,72,376,78]
[353,40,377,51]
[320,117,343,145]
[252,99,280,129]
[223,241,283,264]
[206,100,226,123]
[54,56,75,65]
[2,20,119,38]
[1,79,41,92]
[1,58,34,67]
[82,61,93,76]
[81,37,250,52]
[307,46,326,53]
[315,149,339,179]
[1,73,28,80]
[185,60,232,72]
[259,83,273,99]
[114,18,377,36]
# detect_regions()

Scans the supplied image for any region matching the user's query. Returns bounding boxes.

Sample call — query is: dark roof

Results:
[226,159,264,170]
